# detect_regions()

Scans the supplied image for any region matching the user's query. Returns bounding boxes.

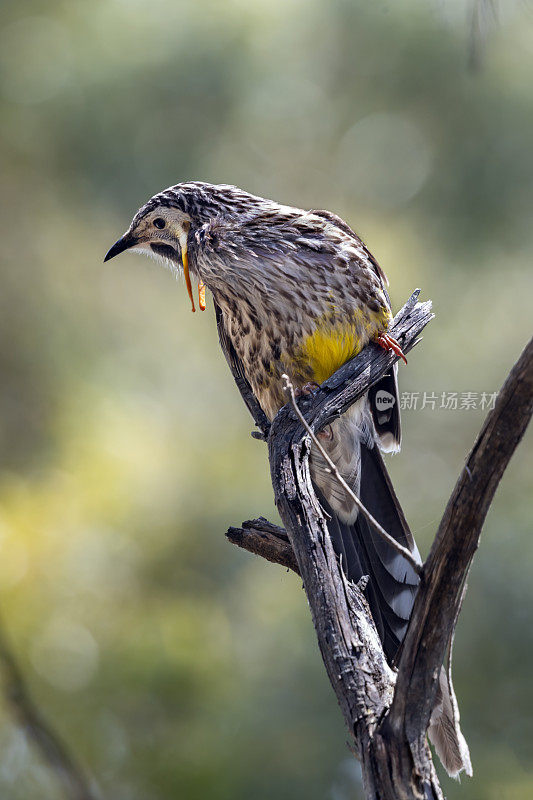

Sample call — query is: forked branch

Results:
[223,291,533,800]
[381,335,533,786]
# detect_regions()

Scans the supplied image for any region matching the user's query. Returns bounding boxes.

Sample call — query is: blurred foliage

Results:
[0,1,532,798]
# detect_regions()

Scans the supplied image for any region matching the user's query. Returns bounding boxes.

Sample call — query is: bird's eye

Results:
[153,217,166,229]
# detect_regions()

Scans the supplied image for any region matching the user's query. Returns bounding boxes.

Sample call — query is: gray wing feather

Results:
[214,301,270,433]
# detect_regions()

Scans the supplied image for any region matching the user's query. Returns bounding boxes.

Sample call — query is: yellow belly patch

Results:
[294,308,390,384]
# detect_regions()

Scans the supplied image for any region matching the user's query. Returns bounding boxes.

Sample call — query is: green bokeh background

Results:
[0,1,532,798]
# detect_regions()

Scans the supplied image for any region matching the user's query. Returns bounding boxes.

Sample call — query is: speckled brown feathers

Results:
[109,181,471,777]
[174,188,391,418]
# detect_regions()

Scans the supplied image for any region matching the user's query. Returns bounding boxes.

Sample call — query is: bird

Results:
[105,181,471,777]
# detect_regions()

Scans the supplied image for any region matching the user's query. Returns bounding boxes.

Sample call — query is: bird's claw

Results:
[376,332,408,365]
[298,381,320,397]
[294,382,320,403]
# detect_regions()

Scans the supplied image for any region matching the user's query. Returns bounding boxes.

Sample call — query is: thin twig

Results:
[282,373,422,576]
[0,618,100,800]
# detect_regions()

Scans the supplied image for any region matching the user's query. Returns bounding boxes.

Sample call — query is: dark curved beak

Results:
[104,232,138,262]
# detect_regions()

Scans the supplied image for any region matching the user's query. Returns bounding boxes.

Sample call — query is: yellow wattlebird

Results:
[105,181,471,777]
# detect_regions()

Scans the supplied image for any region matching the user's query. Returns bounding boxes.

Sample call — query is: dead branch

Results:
[226,518,300,575]
[0,617,100,800]
[381,335,533,787]
[222,287,533,799]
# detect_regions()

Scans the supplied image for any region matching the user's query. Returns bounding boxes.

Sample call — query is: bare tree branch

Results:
[223,289,533,799]
[224,292,441,798]
[226,518,300,575]
[0,618,101,800]
[383,335,533,783]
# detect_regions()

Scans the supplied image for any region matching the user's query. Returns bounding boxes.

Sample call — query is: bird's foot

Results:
[317,424,333,442]
[293,381,332,441]
[376,332,408,365]
[302,381,321,396]
[294,381,321,399]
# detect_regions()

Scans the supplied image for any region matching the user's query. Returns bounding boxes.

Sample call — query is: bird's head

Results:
[104,204,191,265]
[104,181,255,311]
[104,188,194,292]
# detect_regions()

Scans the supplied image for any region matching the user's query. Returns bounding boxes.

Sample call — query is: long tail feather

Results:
[318,444,471,777]
[428,669,472,778]
[319,444,420,662]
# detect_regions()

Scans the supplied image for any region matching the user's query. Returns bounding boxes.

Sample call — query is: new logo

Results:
[375,390,396,411]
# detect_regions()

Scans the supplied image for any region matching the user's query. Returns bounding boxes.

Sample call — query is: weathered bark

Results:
[223,291,533,799]
[381,334,533,793]
[226,518,300,575]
